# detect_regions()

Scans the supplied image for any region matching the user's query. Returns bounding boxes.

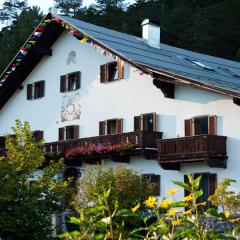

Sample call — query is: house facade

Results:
[0,13,240,208]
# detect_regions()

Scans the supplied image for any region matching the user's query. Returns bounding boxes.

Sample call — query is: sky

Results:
[0,0,135,14]
[0,0,135,29]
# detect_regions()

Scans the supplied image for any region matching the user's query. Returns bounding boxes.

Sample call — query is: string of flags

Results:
[0,15,145,87]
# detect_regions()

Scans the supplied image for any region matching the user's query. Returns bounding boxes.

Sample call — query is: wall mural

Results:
[61,93,81,122]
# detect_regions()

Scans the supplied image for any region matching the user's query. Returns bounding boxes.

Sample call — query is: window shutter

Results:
[59,128,65,141]
[73,125,79,139]
[40,81,45,97]
[208,115,217,135]
[33,130,44,142]
[185,119,192,136]
[208,173,217,197]
[27,84,33,100]
[99,121,106,135]
[116,118,123,134]
[117,60,124,79]
[75,71,81,89]
[100,64,108,83]
[134,116,141,131]
[152,112,157,131]
[60,75,67,92]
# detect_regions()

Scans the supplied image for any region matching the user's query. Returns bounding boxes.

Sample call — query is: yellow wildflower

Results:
[158,199,172,208]
[183,193,194,202]
[230,218,240,223]
[172,218,181,226]
[167,188,178,195]
[194,202,207,207]
[166,208,177,216]
[144,196,156,208]
[131,203,140,212]
[224,210,230,218]
[182,209,192,215]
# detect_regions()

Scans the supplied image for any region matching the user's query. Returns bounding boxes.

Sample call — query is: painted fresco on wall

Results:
[61,93,81,122]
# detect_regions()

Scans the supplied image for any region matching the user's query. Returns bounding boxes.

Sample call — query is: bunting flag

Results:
[80,37,89,43]
[0,16,52,85]
[20,48,29,56]
[34,31,42,37]
[29,41,36,45]
[0,15,144,87]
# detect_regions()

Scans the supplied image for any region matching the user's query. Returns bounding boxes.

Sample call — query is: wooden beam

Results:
[32,45,52,56]
[233,97,240,106]
[153,79,175,99]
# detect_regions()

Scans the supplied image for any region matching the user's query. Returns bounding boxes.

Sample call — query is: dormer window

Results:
[100,61,124,83]
[60,71,81,93]
[185,58,215,71]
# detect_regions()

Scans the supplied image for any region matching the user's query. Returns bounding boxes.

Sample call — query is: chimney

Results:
[141,19,160,49]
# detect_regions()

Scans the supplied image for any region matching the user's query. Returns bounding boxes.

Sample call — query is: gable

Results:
[0,12,240,111]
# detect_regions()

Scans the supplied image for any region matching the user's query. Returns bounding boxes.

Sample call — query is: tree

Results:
[0,120,69,240]
[0,0,28,25]
[53,0,83,16]
[76,165,157,210]
[0,6,43,73]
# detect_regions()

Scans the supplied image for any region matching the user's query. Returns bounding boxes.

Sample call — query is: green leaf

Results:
[69,217,81,225]
[173,181,191,191]
[170,201,188,208]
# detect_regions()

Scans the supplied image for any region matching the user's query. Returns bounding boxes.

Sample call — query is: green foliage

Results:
[208,178,240,215]
[0,120,69,240]
[53,0,83,16]
[60,174,240,240]
[76,165,156,210]
[59,188,140,239]
[0,5,43,73]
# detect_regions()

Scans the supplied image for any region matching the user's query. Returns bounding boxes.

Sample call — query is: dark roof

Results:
[0,13,240,110]
[60,14,240,97]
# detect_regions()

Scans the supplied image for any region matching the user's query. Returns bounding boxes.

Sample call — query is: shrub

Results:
[75,165,156,210]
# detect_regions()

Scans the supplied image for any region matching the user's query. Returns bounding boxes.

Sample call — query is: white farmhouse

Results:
[0,13,240,209]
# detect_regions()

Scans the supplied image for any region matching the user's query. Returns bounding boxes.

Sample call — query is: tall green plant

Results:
[0,120,69,240]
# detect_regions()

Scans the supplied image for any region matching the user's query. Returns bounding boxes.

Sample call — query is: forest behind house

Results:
[0,0,239,74]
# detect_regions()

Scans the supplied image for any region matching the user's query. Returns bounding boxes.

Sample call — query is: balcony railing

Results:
[156,134,227,170]
[45,130,163,161]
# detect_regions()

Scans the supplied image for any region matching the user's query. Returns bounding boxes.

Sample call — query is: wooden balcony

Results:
[45,130,163,164]
[157,134,227,170]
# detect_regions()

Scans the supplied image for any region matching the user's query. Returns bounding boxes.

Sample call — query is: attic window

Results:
[100,61,124,83]
[220,67,240,78]
[185,58,215,71]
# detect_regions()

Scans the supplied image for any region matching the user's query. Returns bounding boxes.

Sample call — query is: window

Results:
[134,113,156,131]
[0,136,5,149]
[185,58,215,71]
[33,130,44,142]
[99,119,123,135]
[185,115,217,136]
[219,67,240,79]
[142,174,160,196]
[184,173,217,210]
[60,71,81,92]
[59,125,79,141]
[100,60,124,83]
[27,81,45,100]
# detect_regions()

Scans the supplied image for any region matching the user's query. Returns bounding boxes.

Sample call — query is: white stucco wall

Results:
[0,30,240,201]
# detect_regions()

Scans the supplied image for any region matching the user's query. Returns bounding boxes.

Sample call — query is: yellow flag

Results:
[80,37,89,43]
[29,41,36,45]
[44,19,51,23]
